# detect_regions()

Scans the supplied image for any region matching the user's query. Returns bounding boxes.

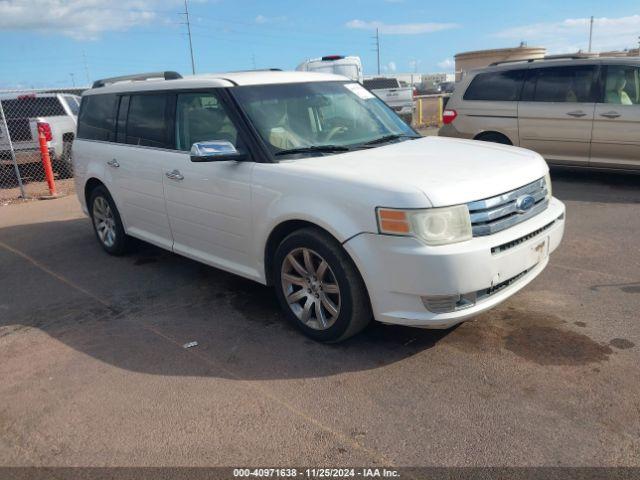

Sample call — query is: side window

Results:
[603,65,640,105]
[523,66,596,103]
[115,96,130,144]
[463,70,525,101]
[126,94,169,148]
[175,92,239,151]
[77,94,118,141]
[64,96,80,116]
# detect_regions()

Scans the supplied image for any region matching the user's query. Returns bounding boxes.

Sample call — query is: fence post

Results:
[418,98,423,126]
[37,125,57,197]
[0,100,26,198]
[437,96,444,128]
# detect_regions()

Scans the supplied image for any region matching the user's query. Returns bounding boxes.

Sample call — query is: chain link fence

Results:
[0,89,82,203]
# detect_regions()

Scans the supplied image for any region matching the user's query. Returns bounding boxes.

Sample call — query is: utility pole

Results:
[69,73,75,87]
[375,28,381,75]
[82,50,91,84]
[182,0,196,74]
[588,16,594,53]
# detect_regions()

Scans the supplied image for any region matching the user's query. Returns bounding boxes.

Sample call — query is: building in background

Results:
[454,44,546,80]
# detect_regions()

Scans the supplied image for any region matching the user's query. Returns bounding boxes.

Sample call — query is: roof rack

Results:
[92,71,182,89]
[489,54,594,67]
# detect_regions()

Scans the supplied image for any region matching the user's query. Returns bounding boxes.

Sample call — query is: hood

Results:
[285,136,549,207]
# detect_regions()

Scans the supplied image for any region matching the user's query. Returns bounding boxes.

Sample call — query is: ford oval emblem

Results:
[515,195,536,213]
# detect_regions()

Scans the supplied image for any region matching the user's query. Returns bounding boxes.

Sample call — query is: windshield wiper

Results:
[360,134,420,146]
[274,145,350,156]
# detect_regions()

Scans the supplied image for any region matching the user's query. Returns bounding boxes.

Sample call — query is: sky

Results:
[0,0,639,89]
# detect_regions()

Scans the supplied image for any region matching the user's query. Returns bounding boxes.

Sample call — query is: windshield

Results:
[232,81,417,157]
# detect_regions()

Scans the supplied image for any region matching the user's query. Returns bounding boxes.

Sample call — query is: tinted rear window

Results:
[363,78,400,89]
[126,94,169,148]
[463,70,525,101]
[77,94,118,142]
[1,96,66,119]
[522,66,596,103]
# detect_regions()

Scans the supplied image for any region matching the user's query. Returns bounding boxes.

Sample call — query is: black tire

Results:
[273,227,372,342]
[88,185,130,255]
[475,132,512,145]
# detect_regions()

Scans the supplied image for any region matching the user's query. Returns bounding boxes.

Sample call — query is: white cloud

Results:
[0,0,191,40]
[494,15,640,53]
[437,58,455,71]
[346,19,458,35]
[387,61,397,72]
[255,14,287,24]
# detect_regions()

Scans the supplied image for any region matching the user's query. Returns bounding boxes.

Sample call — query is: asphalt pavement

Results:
[0,168,638,467]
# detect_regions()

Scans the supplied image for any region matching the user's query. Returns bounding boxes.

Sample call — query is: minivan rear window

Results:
[1,96,66,119]
[77,94,118,142]
[463,70,526,101]
[522,66,596,103]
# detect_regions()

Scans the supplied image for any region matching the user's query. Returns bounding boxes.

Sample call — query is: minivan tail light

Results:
[37,121,52,142]
[442,109,457,125]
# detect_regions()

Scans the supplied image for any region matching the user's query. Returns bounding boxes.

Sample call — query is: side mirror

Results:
[190,140,248,162]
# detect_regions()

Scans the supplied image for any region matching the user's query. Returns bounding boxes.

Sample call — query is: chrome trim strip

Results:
[467,177,549,237]
[471,199,549,236]
[467,178,545,211]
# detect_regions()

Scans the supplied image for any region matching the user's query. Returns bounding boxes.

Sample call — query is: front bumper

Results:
[343,197,565,328]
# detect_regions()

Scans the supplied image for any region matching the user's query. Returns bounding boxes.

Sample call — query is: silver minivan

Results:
[439,57,640,171]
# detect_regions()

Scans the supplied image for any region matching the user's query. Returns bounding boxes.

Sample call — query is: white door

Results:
[113,93,174,249]
[161,91,258,280]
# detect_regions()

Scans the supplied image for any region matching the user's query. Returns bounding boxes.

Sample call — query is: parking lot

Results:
[0,168,638,467]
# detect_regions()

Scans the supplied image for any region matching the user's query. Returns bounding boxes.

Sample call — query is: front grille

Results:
[467,177,549,236]
[491,220,556,255]
[477,267,533,300]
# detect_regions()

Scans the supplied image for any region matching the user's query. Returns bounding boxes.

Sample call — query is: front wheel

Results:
[273,228,371,342]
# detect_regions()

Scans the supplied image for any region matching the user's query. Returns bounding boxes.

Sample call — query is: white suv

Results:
[73,70,565,342]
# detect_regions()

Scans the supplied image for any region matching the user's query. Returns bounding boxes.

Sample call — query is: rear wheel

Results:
[273,228,371,342]
[475,132,512,145]
[89,185,129,255]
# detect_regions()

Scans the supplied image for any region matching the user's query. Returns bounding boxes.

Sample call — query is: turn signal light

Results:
[377,208,411,234]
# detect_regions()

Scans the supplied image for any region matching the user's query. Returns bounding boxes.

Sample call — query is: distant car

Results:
[439,56,640,171]
[73,70,564,342]
[439,81,456,94]
[363,77,414,124]
[0,92,80,178]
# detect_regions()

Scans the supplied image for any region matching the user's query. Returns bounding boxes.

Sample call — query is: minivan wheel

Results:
[273,228,371,342]
[89,186,129,255]
[475,132,512,145]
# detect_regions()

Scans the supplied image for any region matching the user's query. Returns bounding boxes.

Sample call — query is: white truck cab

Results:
[73,70,565,342]
[296,55,363,83]
[0,92,80,178]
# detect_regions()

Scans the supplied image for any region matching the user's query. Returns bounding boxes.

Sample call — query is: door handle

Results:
[566,111,587,118]
[106,159,120,168]
[600,111,621,119]
[165,169,184,181]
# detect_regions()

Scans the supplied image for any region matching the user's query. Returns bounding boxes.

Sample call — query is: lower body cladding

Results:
[343,197,566,329]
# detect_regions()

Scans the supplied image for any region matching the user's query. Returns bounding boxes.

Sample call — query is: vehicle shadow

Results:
[550,167,640,204]
[0,218,455,381]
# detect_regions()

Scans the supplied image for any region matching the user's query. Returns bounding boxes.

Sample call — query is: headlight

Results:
[377,205,472,246]
[544,172,552,200]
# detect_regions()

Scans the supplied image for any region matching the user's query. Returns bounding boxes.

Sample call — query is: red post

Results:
[37,125,57,196]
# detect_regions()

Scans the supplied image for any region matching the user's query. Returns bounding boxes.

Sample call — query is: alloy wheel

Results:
[92,196,117,248]
[280,247,341,330]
